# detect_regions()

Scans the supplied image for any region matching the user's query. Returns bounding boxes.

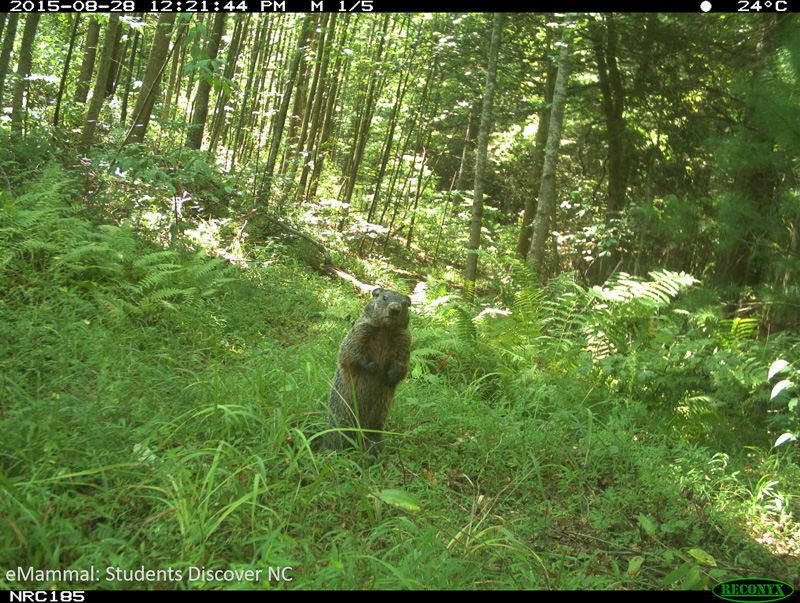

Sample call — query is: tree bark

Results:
[119,27,140,125]
[186,13,226,150]
[591,14,629,217]
[261,15,312,202]
[123,13,176,147]
[10,14,41,130]
[208,13,246,153]
[53,14,81,128]
[73,17,99,104]
[340,14,390,210]
[464,13,503,302]
[528,17,573,275]
[515,54,556,259]
[0,15,19,107]
[78,14,120,150]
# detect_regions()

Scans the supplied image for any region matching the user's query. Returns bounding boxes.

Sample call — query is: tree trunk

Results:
[592,14,629,217]
[307,15,350,200]
[10,14,41,130]
[53,14,81,128]
[78,14,120,150]
[450,101,480,218]
[296,13,335,202]
[233,14,268,167]
[464,13,503,302]
[119,27,140,125]
[123,13,176,147]
[366,65,410,222]
[104,18,124,98]
[528,17,573,275]
[73,17,100,104]
[340,14,390,210]
[261,15,312,202]
[162,24,185,122]
[515,46,556,259]
[0,14,20,107]
[281,14,320,175]
[186,13,226,150]
[586,14,630,283]
[208,13,247,154]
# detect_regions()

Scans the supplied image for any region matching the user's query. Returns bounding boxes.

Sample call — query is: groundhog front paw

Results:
[386,364,405,385]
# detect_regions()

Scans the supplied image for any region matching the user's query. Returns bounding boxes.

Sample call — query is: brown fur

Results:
[327,288,411,455]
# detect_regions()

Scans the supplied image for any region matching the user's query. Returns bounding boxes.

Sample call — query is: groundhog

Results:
[327,287,411,456]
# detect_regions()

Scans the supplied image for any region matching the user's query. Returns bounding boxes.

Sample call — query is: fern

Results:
[583,270,699,359]
[1,168,233,321]
[714,317,760,347]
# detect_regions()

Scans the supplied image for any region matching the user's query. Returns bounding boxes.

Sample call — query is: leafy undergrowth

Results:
[1,168,799,590]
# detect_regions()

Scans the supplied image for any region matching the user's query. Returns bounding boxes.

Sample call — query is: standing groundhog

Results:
[327,287,411,455]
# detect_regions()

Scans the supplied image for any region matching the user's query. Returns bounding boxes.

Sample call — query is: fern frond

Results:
[449,303,478,343]
[133,250,179,268]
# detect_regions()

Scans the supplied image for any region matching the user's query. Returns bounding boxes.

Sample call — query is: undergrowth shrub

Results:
[0,166,233,322]
[768,358,800,452]
[414,268,699,402]
[412,265,800,451]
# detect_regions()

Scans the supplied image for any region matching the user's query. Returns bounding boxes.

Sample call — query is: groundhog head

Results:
[369,288,411,328]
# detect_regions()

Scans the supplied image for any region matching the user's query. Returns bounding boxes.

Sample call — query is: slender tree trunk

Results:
[123,13,176,147]
[53,14,81,128]
[104,18,124,98]
[515,50,556,258]
[281,14,321,175]
[261,15,312,203]
[307,15,349,200]
[0,14,20,107]
[186,13,226,150]
[592,14,628,217]
[233,14,267,167]
[74,17,100,103]
[452,101,480,212]
[11,14,42,131]
[78,14,121,150]
[528,17,573,275]
[340,14,390,209]
[120,28,140,125]
[162,24,185,121]
[296,13,335,202]
[586,14,630,283]
[464,13,503,302]
[366,66,410,222]
[208,13,246,154]
[378,69,426,226]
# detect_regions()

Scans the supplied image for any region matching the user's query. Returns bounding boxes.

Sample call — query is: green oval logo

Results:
[713,579,794,603]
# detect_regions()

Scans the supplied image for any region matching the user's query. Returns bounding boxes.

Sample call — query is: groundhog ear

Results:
[372,288,383,297]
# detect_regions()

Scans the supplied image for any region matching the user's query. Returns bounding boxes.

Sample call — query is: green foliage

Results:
[0,166,233,321]
[0,129,56,182]
[416,267,700,404]
[768,359,800,450]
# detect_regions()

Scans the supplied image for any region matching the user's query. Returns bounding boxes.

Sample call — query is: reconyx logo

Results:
[713,579,794,603]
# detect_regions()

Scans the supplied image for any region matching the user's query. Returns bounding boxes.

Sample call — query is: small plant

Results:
[768,359,799,449]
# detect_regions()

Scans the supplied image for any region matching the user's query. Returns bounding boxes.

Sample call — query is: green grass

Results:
[1,168,798,590]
